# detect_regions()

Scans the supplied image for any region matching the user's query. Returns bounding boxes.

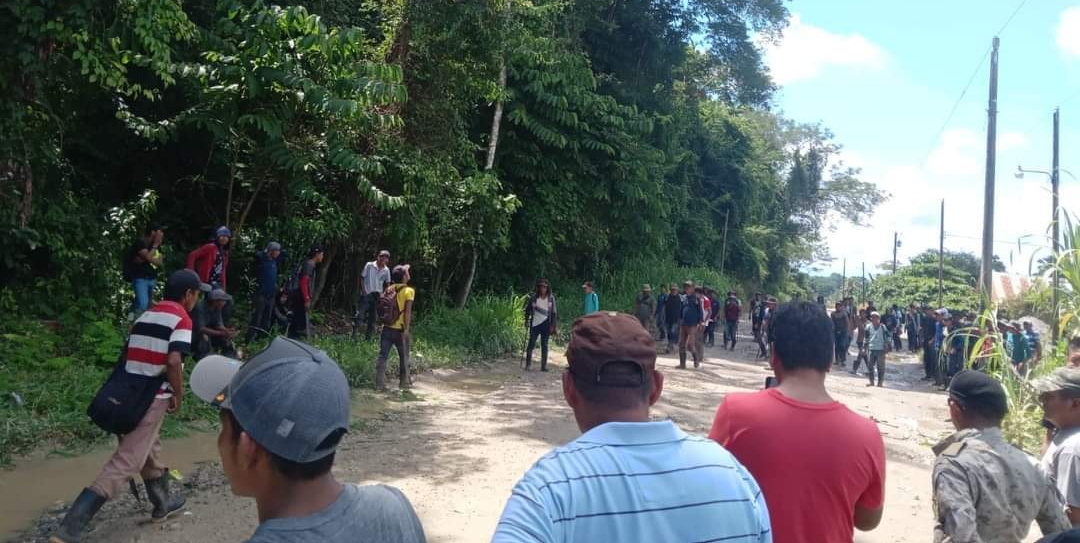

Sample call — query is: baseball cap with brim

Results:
[870,311,881,318]
[190,337,351,463]
[209,289,232,302]
[1033,367,1080,395]
[165,269,212,296]
[567,312,656,387]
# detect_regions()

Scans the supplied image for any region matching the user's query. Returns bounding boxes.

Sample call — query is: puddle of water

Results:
[0,430,221,541]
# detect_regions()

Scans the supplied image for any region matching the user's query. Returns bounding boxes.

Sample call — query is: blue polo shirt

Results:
[491,420,772,543]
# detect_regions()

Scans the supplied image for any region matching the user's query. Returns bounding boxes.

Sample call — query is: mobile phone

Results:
[764,376,779,389]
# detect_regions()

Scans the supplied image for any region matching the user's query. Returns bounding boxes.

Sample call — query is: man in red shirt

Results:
[709,301,886,543]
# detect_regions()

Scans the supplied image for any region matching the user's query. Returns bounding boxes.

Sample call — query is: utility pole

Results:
[893,232,899,273]
[861,262,866,302]
[939,199,945,308]
[1052,108,1061,347]
[979,36,1000,306]
[842,258,847,299]
[719,210,730,277]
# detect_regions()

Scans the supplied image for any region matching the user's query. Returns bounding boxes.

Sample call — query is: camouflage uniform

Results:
[932,427,1069,543]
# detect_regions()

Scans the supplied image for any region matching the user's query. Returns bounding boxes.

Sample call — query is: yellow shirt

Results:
[389,284,415,330]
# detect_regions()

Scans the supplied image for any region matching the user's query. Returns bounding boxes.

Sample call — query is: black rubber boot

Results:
[50,488,106,543]
[144,473,185,522]
[678,352,687,369]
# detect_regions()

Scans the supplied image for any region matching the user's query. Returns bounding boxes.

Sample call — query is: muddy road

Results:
[7,341,1022,543]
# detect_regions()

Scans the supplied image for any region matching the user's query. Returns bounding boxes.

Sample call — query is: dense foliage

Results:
[1,0,883,317]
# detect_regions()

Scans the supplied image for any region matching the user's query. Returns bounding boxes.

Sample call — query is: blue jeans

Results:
[724,320,738,346]
[131,278,156,316]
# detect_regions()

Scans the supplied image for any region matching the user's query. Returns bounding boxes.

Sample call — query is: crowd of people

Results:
[45,230,1080,543]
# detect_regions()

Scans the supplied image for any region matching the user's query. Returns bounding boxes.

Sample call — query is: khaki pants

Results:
[91,398,169,499]
[678,325,703,365]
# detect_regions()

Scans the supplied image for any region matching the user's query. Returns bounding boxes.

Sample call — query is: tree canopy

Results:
[1,0,885,316]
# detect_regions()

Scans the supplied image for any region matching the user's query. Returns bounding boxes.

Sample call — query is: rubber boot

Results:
[678,352,687,369]
[144,473,185,522]
[50,488,106,543]
[375,371,388,392]
[524,352,532,371]
[540,354,548,372]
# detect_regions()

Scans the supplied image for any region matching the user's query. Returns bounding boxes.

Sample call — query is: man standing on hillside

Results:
[51,270,210,543]
[287,246,324,340]
[245,241,285,343]
[375,264,415,391]
[124,223,164,320]
[355,249,392,341]
[932,370,1069,541]
[583,281,599,315]
[678,281,705,369]
[186,226,232,289]
[492,312,772,543]
[710,301,885,543]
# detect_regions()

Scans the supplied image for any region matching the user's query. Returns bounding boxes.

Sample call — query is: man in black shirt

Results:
[124,223,164,320]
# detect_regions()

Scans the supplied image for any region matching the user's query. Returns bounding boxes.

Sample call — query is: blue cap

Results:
[190,337,350,463]
[216,226,232,238]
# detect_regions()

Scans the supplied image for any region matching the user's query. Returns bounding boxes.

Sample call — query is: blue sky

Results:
[769,1,1080,277]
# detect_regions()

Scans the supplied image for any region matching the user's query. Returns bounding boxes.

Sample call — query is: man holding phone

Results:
[710,301,885,543]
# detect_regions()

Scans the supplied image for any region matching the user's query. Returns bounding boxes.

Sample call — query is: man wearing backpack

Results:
[287,246,324,340]
[51,269,208,543]
[722,291,741,351]
[374,264,415,391]
[678,281,706,369]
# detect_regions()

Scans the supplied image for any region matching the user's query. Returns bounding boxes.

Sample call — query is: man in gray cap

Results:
[246,241,286,343]
[191,337,427,543]
[1037,367,1080,526]
[192,288,238,360]
[932,370,1069,541]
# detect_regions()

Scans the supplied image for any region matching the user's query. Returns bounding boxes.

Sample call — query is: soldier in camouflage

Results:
[933,370,1069,542]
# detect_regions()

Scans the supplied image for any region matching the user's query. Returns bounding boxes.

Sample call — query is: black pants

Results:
[376,327,409,389]
[245,292,276,343]
[906,327,919,352]
[288,293,309,340]
[705,320,717,346]
[354,292,380,340]
[834,333,849,363]
[753,323,766,356]
[923,346,938,380]
[892,331,902,352]
[194,333,237,360]
[525,319,551,369]
[867,350,886,385]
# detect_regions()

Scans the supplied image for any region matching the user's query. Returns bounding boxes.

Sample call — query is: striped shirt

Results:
[125,300,192,399]
[491,420,772,543]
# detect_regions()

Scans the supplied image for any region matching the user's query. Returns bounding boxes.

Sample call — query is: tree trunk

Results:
[17,159,32,228]
[312,244,337,307]
[457,57,507,309]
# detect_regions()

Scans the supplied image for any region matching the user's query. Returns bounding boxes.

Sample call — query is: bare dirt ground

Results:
[12,337,1027,543]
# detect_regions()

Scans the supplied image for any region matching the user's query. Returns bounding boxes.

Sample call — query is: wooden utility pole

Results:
[842,258,847,299]
[1052,108,1061,346]
[939,199,945,308]
[892,232,899,273]
[861,262,866,302]
[979,36,1000,304]
[719,210,730,277]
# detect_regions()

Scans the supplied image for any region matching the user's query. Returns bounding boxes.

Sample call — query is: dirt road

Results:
[15,341,1015,543]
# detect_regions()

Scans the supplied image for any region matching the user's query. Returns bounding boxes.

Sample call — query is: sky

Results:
[768,0,1080,278]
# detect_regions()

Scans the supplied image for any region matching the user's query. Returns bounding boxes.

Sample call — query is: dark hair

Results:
[951,397,1006,425]
[391,267,408,283]
[768,302,833,371]
[164,284,190,303]
[535,279,550,296]
[1069,336,1080,353]
[223,409,341,481]
[571,362,652,409]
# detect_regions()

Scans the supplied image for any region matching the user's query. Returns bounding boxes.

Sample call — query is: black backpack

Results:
[87,342,166,435]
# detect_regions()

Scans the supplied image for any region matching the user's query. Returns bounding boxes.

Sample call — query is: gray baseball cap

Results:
[208,288,233,302]
[1033,367,1080,395]
[190,337,351,463]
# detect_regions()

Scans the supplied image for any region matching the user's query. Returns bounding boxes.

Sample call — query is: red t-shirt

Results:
[709,389,885,543]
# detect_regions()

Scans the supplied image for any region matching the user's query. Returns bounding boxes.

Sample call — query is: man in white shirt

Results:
[354,250,392,340]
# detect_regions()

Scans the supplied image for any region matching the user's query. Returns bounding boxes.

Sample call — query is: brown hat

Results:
[566,312,656,387]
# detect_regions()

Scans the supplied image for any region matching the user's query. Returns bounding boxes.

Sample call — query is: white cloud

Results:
[999,131,1028,152]
[764,14,886,85]
[927,129,981,177]
[1057,7,1080,58]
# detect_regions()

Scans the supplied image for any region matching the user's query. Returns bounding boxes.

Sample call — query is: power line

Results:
[996,0,1030,36]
